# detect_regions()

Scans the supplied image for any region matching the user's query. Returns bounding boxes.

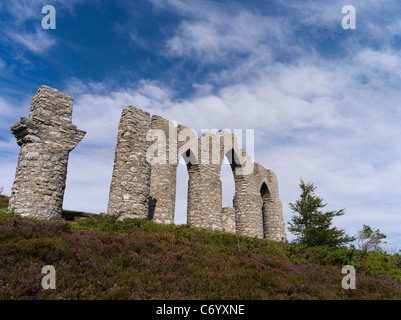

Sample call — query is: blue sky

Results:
[1,0,401,250]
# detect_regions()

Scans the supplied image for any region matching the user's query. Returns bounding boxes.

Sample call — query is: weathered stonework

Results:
[254,163,286,241]
[8,86,286,241]
[187,162,223,231]
[148,115,178,224]
[222,207,236,234]
[108,106,287,241]
[9,85,86,220]
[107,106,151,219]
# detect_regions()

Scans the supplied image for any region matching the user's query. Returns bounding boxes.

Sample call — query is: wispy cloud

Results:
[1,0,39,25]
[0,0,87,55]
[0,97,22,128]
[157,1,293,68]
[6,27,57,54]
[164,13,287,62]
[68,79,175,149]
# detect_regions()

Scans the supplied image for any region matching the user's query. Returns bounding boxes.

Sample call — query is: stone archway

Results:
[254,163,287,241]
[107,106,285,241]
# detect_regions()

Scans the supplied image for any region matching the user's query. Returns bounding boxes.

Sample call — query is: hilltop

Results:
[0,196,400,300]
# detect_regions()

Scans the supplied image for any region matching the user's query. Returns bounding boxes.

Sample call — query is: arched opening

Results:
[260,182,271,238]
[174,149,196,225]
[220,150,237,233]
[220,158,235,208]
[174,160,188,225]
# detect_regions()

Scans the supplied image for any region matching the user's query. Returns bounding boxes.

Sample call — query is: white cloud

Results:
[150,0,295,71]
[163,9,292,68]
[3,0,38,25]
[0,144,19,197]
[0,98,23,128]
[70,80,175,149]
[355,48,401,85]
[1,0,87,55]
[7,27,56,54]
[0,98,14,116]
[63,151,115,213]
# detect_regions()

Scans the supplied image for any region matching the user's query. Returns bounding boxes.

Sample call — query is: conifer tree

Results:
[288,179,355,247]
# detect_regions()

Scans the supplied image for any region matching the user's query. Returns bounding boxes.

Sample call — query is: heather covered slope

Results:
[0,203,400,299]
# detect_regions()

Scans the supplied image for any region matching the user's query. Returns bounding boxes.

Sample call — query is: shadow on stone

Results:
[148,196,157,221]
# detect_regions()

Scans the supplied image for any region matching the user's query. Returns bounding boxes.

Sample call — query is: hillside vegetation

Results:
[1,196,401,300]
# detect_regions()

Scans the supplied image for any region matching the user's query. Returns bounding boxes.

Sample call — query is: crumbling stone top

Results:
[30,85,74,123]
[10,86,86,150]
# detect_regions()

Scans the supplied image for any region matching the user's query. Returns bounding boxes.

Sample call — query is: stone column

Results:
[253,163,287,241]
[185,132,223,231]
[107,106,151,219]
[264,170,287,241]
[187,163,222,231]
[233,176,264,239]
[233,150,264,239]
[148,115,178,224]
[8,85,86,220]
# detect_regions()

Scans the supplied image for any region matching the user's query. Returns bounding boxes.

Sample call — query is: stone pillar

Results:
[187,163,222,231]
[264,170,287,241]
[107,106,151,219]
[148,115,178,224]
[254,163,287,242]
[8,85,86,220]
[233,150,264,239]
[233,176,264,239]
[185,132,223,231]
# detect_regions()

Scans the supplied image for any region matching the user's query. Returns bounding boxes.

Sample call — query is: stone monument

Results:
[8,85,86,220]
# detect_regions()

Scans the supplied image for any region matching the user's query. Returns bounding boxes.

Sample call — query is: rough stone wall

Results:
[8,85,86,220]
[222,207,236,234]
[232,153,264,239]
[184,132,224,231]
[148,115,178,224]
[107,106,151,219]
[265,169,287,241]
[187,163,223,231]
